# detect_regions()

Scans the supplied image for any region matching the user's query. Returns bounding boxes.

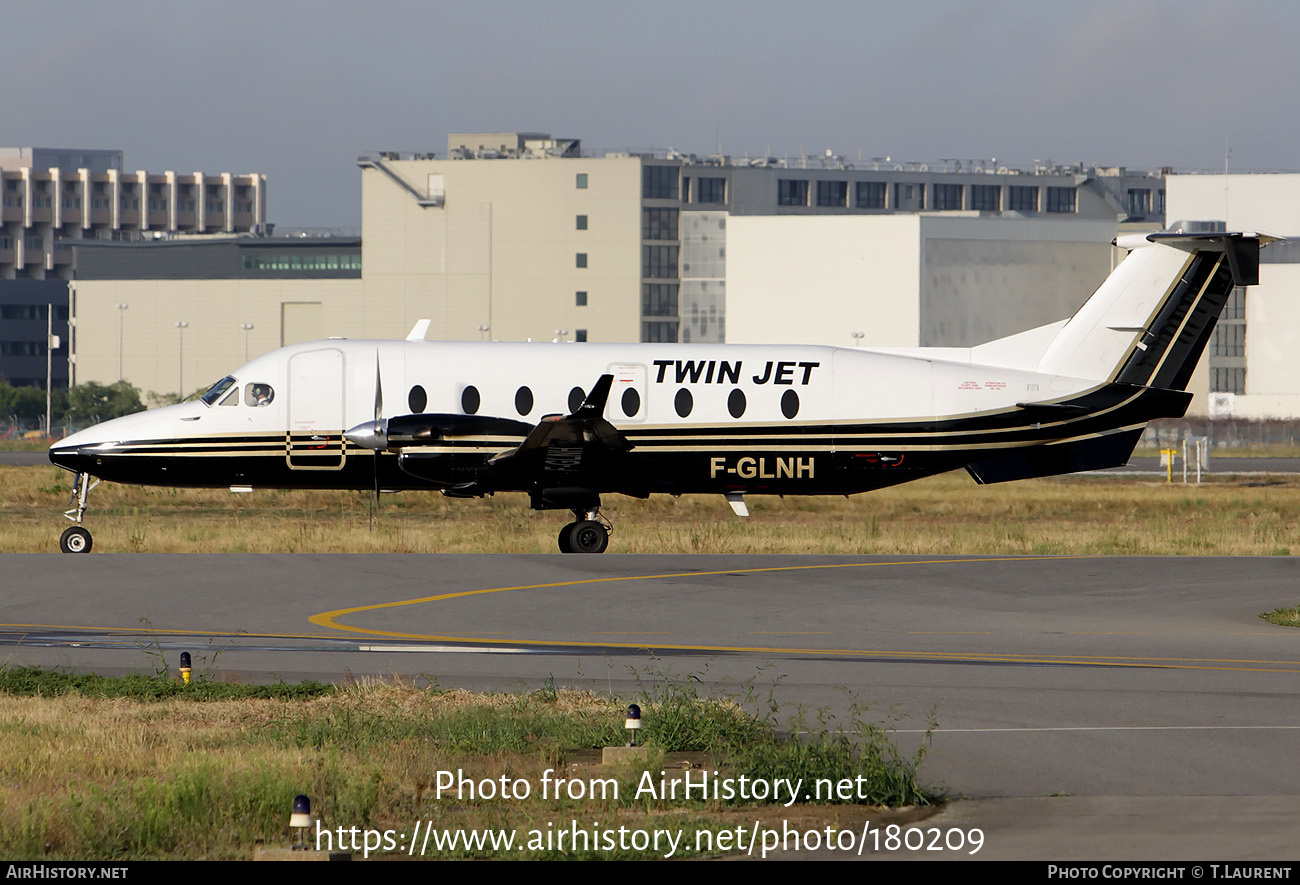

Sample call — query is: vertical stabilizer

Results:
[1035,232,1269,390]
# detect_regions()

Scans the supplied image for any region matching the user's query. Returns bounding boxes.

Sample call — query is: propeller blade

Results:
[371,351,382,531]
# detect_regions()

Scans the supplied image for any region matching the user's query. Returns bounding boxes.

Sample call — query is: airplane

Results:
[48,230,1275,554]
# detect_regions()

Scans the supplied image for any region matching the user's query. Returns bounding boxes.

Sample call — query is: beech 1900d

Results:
[48,231,1275,554]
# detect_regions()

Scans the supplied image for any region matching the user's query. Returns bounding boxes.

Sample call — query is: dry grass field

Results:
[3,463,1298,555]
[0,674,936,860]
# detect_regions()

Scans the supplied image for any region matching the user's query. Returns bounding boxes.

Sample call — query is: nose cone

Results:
[48,406,184,477]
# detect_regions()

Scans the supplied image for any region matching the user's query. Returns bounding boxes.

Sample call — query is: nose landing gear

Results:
[59,472,99,554]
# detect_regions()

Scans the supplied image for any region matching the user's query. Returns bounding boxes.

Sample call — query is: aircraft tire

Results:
[558,523,575,553]
[567,520,609,554]
[60,526,93,554]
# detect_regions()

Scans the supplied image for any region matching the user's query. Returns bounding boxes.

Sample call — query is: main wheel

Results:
[60,526,93,554]
[557,523,576,553]
[565,520,609,554]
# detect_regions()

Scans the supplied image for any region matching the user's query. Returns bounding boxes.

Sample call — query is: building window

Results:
[1211,322,1245,357]
[1126,188,1151,218]
[642,165,678,199]
[642,283,678,316]
[1221,286,1246,321]
[575,291,588,307]
[1046,187,1076,213]
[576,253,588,268]
[575,329,587,342]
[696,177,726,204]
[642,207,678,240]
[1211,366,1246,394]
[642,245,678,278]
[1008,186,1038,212]
[933,184,963,210]
[576,214,587,230]
[815,180,848,207]
[1156,189,1166,215]
[576,173,588,189]
[777,179,809,207]
[855,181,886,209]
[1210,287,1247,394]
[641,320,679,343]
[970,185,1000,211]
[894,183,925,209]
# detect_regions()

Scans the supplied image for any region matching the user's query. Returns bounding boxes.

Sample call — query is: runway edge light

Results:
[178,652,191,686]
[625,704,642,747]
[290,794,313,850]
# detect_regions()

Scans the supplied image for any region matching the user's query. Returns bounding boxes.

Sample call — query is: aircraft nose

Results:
[48,440,105,474]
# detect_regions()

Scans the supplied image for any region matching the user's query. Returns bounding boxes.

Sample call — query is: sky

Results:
[7,0,1299,228]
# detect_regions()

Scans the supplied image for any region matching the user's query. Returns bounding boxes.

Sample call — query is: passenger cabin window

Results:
[244,383,275,406]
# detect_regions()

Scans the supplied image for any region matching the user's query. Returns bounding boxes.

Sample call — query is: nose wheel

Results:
[59,472,99,554]
[557,510,611,554]
[60,526,93,554]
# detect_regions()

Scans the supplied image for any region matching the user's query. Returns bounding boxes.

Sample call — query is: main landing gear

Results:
[59,472,98,554]
[557,509,611,554]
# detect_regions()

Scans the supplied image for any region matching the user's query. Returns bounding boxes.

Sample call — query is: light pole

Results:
[240,323,254,362]
[476,323,489,341]
[115,303,128,380]
[850,331,864,347]
[175,321,188,399]
[553,328,568,343]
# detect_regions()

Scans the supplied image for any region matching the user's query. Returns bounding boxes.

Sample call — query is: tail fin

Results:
[1036,232,1275,389]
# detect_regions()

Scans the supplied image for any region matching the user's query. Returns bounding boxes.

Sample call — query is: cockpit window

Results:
[245,383,275,407]
[219,389,239,406]
[200,376,237,406]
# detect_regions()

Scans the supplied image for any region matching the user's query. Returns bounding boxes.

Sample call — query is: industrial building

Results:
[1166,174,1300,418]
[0,148,268,400]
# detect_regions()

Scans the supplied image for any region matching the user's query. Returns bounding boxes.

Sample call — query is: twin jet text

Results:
[652,360,821,386]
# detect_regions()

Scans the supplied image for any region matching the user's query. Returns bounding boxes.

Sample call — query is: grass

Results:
[3,464,1300,555]
[1259,606,1300,628]
[0,668,938,860]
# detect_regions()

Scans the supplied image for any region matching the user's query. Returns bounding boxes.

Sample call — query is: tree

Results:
[0,380,54,428]
[62,380,144,426]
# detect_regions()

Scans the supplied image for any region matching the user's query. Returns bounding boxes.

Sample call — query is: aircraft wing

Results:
[389,374,634,496]
[488,374,632,465]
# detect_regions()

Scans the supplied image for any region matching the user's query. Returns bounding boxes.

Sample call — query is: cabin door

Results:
[286,347,346,469]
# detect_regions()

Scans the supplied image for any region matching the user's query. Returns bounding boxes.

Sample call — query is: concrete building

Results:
[0,280,68,389]
[0,148,269,393]
[0,147,267,280]
[1166,174,1300,418]
[68,237,361,398]
[357,132,1159,348]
